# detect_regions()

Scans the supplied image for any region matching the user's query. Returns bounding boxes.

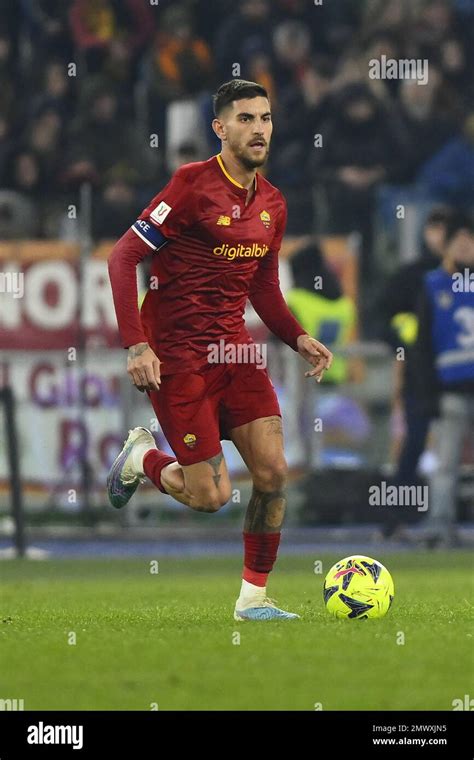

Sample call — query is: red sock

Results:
[143,449,177,494]
[242,531,281,587]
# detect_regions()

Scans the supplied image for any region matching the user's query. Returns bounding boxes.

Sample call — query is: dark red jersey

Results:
[108,154,305,375]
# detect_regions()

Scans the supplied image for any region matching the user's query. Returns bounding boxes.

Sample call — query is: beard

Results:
[232,141,270,170]
[240,152,269,169]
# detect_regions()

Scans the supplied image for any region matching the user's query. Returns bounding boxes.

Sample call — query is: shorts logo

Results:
[216,215,231,226]
[183,433,197,448]
[150,201,172,225]
[260,210,271,228]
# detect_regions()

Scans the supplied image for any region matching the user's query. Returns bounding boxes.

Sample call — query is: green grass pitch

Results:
[1,552,472,710]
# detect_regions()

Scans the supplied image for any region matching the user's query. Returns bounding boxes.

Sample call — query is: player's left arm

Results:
[248,199,332,381]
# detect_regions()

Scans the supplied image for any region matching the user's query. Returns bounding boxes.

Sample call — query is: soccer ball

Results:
[323,555,394,620]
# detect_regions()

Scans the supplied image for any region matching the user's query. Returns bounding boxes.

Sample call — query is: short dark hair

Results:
[213,79,269,117]
[445,210,474,243]
[425,206,454,227]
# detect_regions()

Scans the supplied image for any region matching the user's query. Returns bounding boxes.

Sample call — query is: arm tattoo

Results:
[128,342,149,359]
[206,452,224,488]
[244,486,286,533]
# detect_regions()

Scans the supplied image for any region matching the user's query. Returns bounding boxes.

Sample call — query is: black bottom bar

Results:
[0,710,472,757]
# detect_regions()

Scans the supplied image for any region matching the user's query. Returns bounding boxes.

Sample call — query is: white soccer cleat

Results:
[107,427,157,509]
[234,595,300,621]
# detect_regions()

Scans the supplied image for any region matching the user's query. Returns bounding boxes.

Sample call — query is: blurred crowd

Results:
[0,0,473,248]
[1,0,472,538]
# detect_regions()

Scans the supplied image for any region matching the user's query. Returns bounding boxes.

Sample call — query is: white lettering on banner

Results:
[0,263,22,327]
[0,260,117,332]
[24,261,77,329]
[82,259,116,329]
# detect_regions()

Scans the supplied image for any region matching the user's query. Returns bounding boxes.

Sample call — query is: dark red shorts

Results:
[148,362,281,466]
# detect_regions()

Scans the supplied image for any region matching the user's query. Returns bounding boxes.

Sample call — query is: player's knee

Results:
[194,484,231,512]
[197,496,224,513]
[252,458,288,492]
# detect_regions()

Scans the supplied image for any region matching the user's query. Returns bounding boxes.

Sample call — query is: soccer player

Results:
[107,80,332,621]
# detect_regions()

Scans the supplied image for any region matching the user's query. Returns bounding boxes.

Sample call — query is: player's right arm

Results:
[108,165,197,391]
[108,228,162,391]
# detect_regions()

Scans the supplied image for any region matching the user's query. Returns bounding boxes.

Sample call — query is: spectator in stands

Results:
[316,0,362,55]
[361,0,419,36]
[145,6,213,156]
[24,110,63,191]
[68,84,121,171]
[333,29,402,103]
[0,0,468,290]
[247,50,277,110]
[146,6,213,104]
[66,82,149,180]
[92,172,142,240]
[286,241,356,385]
[0,113,14,179]
[30,60,75,123]
[0,189,39,238]
[98,39,136,116]
[269,55,333,209]
[378,207,454,538]
[312,83,408,278]
[70,0,154,74]
[439,35,472,103]
[417,111,474,209]
[413,1,472,108]
[454,0,474,78]
[5,149,44,197]
[396,67,459,182]
[413,0,458,51]
[267,18,313,186]
[0,27,15,119]
[1,149,43,237]
[413,211,474,546]
[22,0,73,62]
[273,19,312,88]
[214,0,272,77]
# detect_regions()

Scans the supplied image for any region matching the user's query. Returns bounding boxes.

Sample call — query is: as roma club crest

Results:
[183,433,197,449]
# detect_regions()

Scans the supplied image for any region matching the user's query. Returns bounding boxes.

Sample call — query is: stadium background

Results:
[0,0,473,715]
[0,0,473,554]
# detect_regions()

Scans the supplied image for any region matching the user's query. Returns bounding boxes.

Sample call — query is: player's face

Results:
[447,229,474,268]
[424,222,446,256]
[219,96,272,169]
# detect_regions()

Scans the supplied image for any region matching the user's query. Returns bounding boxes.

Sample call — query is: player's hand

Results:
[127,342,161,392]
[296,334,333,383]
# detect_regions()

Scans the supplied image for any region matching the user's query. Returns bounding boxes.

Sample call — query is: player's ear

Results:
[212,118,227,141]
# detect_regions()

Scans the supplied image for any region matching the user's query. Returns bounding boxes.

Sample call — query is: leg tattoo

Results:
[244,487,287,533]
[206,452,224,489]
[263,416,283,437]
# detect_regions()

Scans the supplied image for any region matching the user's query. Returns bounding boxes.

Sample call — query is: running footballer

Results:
[107,80,332,621]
